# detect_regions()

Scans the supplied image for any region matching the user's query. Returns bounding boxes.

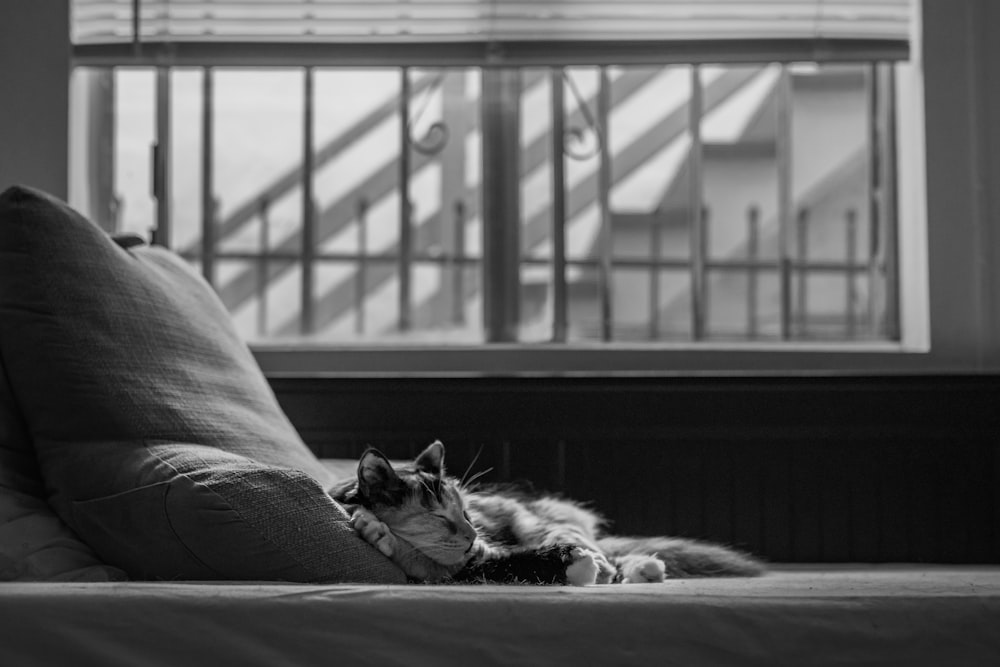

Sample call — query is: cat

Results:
[330,440,764,585]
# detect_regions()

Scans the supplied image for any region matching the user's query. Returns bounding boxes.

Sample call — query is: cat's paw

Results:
[592,551,617,584]
[350,508,397,558]
[619,555,666,583]
[565,547,601,586]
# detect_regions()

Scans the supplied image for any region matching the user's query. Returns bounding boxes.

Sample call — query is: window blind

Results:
[72,0,914,46]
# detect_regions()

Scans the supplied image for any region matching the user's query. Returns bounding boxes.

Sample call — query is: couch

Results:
[1,185,998,666]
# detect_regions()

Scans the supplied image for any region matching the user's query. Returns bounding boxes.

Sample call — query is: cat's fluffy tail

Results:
[598,536,765,578]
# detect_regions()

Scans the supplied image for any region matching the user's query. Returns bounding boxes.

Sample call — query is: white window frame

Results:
[68,5,931,377]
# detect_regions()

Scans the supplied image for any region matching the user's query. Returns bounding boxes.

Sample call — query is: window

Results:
[69,1,922,373]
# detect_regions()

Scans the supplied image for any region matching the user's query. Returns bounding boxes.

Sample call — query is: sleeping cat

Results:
[330,441,764,585]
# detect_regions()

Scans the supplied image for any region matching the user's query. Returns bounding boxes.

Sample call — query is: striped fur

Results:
[332,442,764,584]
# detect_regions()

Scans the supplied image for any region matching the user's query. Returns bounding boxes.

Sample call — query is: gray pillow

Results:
[0,185,404,583]
[0,352,126,581]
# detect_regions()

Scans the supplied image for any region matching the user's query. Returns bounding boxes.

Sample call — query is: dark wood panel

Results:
[272,374,1000,564]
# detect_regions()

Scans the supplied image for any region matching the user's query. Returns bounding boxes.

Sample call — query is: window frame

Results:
[69,29,928,377]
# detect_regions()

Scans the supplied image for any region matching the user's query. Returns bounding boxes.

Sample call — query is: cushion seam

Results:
[147,445,324,581]
[159,482,228,580]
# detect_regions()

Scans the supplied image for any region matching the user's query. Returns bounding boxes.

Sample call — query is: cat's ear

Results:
[414,440,445,477]
[357,448,399,495]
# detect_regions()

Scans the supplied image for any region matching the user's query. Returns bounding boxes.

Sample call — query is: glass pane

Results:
[697,64,782,340]
[565,265,602,342]
[607,65,695,339]
[311,68,400,340]
[114,68,155,238]
[309,67,482,344]
[789,63,873,340]
[611,268,652,342]
[518,68,555,342]
[214,69,304,257]
[66,55,899,353]
[562,67,604,265]
[610,65,694,263]
[170,68,202,255]
[69,67,116,231]
[223,259,301,343]
[653,270,695,340]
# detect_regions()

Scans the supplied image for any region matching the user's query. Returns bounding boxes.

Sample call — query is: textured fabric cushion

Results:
[0,354,126,581]
[0,185,404,583]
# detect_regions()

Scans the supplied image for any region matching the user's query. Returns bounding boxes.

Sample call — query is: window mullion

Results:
[301,65,316,336]
[882,63,901,342]
[747,206,761,338]
[873,62,901,341]
[797,209,810,337]
[481,68,522,343]
[356,197,368,335]
[689,65,706,341]
[200,67,216,287]
[551,68,568,343]
[257,197,270,337]
[777,65,794,340]
[649,210,662,340]
[597,66,613,342]
[152,66,171,248]
[399,67,413,333]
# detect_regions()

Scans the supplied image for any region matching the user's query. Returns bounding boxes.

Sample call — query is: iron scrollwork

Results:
[407,71,450,156]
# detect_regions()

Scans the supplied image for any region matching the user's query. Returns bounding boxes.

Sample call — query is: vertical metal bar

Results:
[776,66,794,340]
[550,68,568,343]
[452,199,466,326]
[200,67,216,286]
[301,66,316,336]
[866,62,881,338]
[846,208,858,338]
[481,68,522,343]
[689,65,706,340]
[867,63,899,340]
[649,208,662,340]
[257,197,270,337]
[151,66,171,248]
[356,197,368,335]
[747,205,760,339]
[702,205,711,335]
[597,66,613,342]
[869,63,900,340]
[796,208,809,338]
[399,68,413,333]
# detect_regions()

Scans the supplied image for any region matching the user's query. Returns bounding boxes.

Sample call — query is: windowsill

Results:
[253,340,935,378]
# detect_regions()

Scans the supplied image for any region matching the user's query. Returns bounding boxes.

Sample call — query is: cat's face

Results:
[351,441,478,567]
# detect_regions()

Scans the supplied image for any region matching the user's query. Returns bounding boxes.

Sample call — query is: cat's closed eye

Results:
[433,513,457,533]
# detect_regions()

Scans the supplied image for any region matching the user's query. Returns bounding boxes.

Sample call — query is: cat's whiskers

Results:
[462,467,494,490]
[459,445,485,488]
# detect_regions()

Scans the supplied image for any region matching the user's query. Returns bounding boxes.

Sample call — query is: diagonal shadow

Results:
[281,68,761,336]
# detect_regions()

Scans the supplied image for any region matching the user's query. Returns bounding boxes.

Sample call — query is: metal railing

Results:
[100,60,900,344]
